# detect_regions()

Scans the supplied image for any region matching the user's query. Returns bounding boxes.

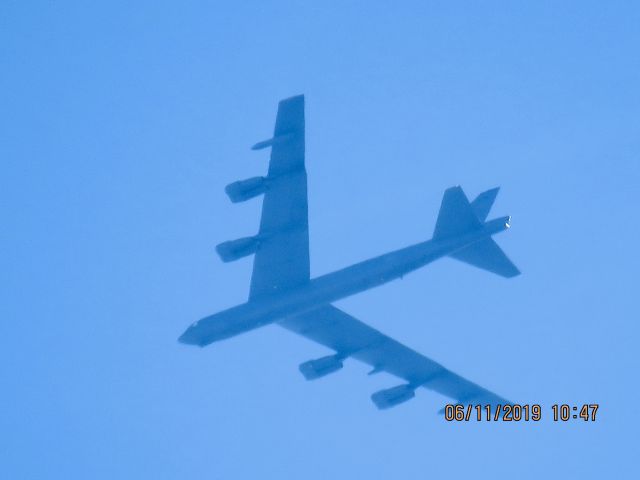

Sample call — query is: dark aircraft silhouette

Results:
[179,95,520,410]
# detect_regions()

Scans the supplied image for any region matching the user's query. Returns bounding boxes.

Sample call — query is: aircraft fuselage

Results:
[179,216,510,346]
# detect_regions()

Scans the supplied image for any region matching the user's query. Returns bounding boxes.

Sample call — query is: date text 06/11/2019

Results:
[443,404,599,422]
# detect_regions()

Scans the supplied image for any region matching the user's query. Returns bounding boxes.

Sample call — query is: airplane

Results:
[179,95,520,411]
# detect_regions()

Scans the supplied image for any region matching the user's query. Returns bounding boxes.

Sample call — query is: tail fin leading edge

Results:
[433,186,481,239]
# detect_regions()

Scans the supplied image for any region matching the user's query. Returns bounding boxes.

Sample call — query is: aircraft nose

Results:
[178,325,200,345]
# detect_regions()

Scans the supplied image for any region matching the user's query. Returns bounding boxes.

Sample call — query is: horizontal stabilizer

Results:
[450,238,520,278]
[470,187,500,221]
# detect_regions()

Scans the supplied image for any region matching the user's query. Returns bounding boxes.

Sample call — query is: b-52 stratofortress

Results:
[179,95,520,410]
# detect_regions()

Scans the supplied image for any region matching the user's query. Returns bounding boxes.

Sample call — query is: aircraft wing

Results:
[279,305,510,409]
[249,95,310,299]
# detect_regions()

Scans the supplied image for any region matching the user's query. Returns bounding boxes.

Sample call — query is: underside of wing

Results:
[249,95,310,299]
[279,305,510,410]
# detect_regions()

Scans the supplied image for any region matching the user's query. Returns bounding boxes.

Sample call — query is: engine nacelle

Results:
[299,355,344,380]
[225,176,267,203]
[371,384,415,410]
[215,236,260,262]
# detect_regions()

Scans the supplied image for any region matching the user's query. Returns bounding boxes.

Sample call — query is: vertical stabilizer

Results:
[432,186,481,239]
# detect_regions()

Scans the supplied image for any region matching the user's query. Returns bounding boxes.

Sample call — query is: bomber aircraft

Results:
[179,95,520,410]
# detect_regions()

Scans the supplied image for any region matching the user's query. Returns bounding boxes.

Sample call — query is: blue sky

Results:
[2,1,639,478]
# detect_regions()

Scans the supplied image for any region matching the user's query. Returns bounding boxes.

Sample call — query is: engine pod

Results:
[299,355,344,380]
[225,177,267,203]
[215,236,260,262]
[371,384,415,410]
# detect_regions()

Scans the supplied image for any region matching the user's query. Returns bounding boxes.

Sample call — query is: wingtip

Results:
[280,93,304,104]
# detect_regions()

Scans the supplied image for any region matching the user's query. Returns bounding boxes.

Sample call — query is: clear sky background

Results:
[2,1,639,479]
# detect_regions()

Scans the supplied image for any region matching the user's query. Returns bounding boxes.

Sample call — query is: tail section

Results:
[434,186,520,278]
[470,187,500,221]
[433,186,482,239]
[451,239,520,278]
